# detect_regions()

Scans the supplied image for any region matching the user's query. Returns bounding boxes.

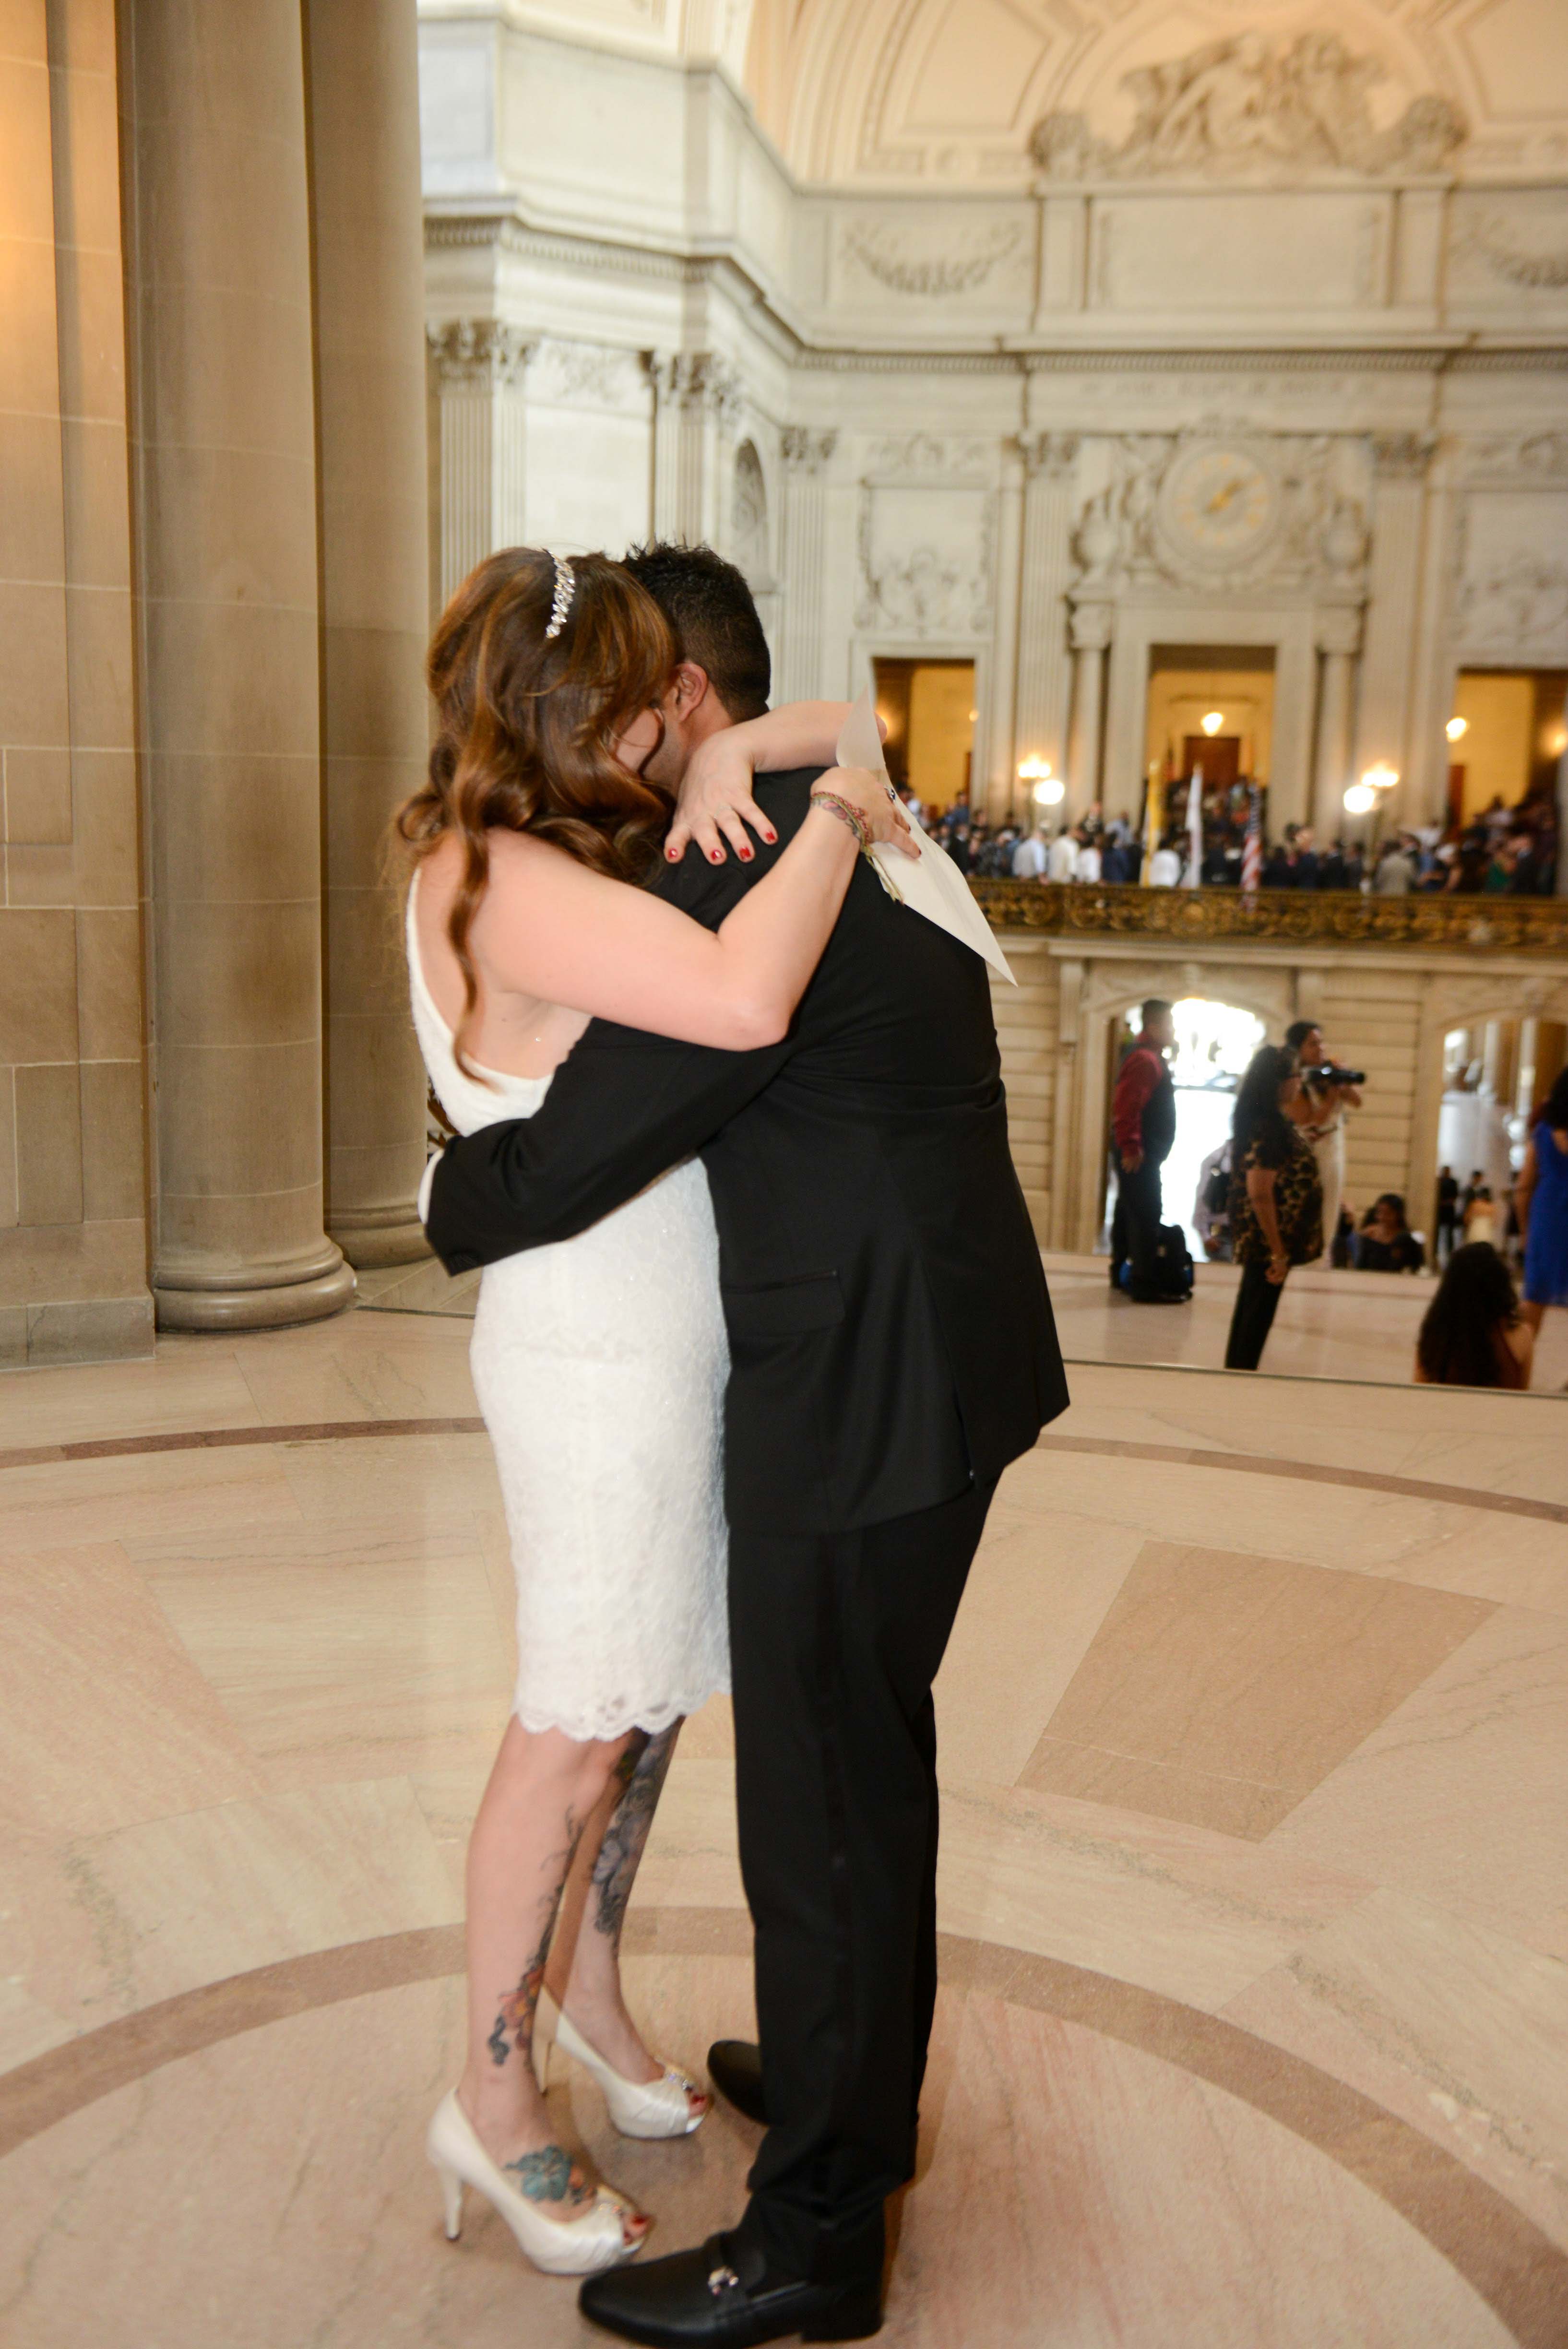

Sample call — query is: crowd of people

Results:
[911,780,1560,895]
[1108,1001,1568,1383]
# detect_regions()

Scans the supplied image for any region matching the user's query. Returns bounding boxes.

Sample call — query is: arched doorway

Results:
[1101,996,1266,1257]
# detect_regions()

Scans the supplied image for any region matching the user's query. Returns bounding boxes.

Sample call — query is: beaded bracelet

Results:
[808,789,872,851]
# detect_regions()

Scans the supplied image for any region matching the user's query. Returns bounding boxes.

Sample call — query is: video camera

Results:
[1301,1064,1366,1087]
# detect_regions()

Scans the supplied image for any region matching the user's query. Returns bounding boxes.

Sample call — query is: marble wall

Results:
[0,0,434,1367]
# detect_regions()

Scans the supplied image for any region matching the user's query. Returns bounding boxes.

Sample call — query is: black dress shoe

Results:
[706,2041,768,2127]
[579,2234,881,2347]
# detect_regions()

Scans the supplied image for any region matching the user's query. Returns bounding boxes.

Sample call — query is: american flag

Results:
[1241,785,1262,898]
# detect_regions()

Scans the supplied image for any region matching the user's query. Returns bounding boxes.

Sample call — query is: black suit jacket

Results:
[426,772,1067,1536]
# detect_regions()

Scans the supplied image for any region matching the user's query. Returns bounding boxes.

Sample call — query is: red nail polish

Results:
[741,848,754,862]
[764,831,777,844]
[711,850,723,863]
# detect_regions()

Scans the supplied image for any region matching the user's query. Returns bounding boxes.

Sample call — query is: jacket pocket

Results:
[722,1271,844,1340]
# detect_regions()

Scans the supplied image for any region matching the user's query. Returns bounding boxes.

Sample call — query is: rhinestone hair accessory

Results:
[544,555,576,641]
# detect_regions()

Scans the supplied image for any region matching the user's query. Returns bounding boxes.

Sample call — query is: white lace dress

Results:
[407,880,730,1740]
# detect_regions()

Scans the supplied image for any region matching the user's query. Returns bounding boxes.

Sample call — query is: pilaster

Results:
[428,321,533,604]
[1355,433,1436,830]
[777,427,837,705]
[1013,433,1080,808]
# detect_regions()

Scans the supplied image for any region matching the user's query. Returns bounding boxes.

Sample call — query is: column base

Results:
[154,1259,358,1333]
[329,1209,431,1270]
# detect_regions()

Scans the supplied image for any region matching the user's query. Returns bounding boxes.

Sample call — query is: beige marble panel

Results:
[1265,1602,1568,1948]
[0,1543,261,1838]
[900,1991,1513,2349]
[1019,1541,1494,1838]
[1224,1886,1568,2256]
[0,1446,301,1555]
[0,1968,1515,2349]
[934,1781,1369,2012]
[0,1347,261,1447]
[273,1428,503,1537]
[933,1507,1141,1788]
[230,1325,482,1429]
[143,1520,513,1775]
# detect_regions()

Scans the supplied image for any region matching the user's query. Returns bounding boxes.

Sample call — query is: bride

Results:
[397,546,911,2278]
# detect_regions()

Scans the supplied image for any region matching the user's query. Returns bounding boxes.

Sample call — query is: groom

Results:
[425,543,1067,2344]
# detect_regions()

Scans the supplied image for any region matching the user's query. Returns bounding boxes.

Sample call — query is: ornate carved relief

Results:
[1458,212,1568,291]
[528,337,649,411]
[427,320,535,385]
[1030,35,1466,184]
[732,440,770,587]
[1458,555,1568,662]
[1069,431,1368,598]
[781,427,837,473]
[1370,433,1437,480]
[855,486,994,638]
[840,220,1022,297]
[652,351,743,425]
[1461,432,1568,484]
[1017,432,1080,480]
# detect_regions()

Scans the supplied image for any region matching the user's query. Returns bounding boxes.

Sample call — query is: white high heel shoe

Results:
[426,2089,643,2278]
[534,1990,709,2140]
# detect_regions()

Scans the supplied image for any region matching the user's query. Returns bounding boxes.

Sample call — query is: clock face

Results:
[1161,447,1277,564]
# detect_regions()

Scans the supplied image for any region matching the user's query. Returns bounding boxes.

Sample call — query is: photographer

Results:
[1285,1019,1363,1247]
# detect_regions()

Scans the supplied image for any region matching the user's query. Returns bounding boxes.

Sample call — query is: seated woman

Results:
[1356,1193,1425,1273]
[1415,1243,1533,1389]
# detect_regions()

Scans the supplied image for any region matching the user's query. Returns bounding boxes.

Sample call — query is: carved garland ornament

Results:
[841,222,1023,298]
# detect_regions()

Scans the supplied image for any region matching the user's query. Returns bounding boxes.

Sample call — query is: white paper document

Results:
[834,687,1016,986]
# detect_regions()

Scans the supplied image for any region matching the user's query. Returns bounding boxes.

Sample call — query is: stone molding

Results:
[781,425,837,472]
[1068,599,1115,653]
[1371,431,1437,480]
[1314,605,1364,656]
[426,318,535,385]
[651,350,744,423]
[973,881,1568,957]
[839,219,1023,297]
[1018,430,1080,480]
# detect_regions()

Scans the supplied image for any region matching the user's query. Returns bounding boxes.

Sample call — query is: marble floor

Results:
[1,1300,1566,2346]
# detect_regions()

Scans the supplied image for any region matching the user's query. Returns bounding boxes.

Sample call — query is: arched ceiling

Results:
[740,0,1568,186]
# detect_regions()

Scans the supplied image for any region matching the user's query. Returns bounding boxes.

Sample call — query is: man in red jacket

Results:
[1110,998,1179,1303]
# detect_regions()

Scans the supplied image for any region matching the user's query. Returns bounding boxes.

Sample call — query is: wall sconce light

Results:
[1363,762,1399,793]
[1445,717,1468,742]
[1034,777,1066,805]
[1018,754,1065,806]
[1200,711,1224,736]
[1343,782,1376,815]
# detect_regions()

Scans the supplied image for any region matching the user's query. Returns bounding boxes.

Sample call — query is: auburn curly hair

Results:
[395,548,679,1076]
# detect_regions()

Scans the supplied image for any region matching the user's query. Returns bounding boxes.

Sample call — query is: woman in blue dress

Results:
[1516,1065,1568,1349]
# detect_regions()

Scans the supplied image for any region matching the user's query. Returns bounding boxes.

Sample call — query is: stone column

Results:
[1013,434,1079,786]
[1312,605,1362,840]
[777,428,837,704]
[305,0,432,1269]
[1354,433,1435,829]
[428,322,532,605]
[1067,600,1113,819]
[1516,1018,1539,1119]
[123,0,353,1329]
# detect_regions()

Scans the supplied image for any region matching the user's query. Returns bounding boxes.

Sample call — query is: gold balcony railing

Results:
[971,880,1568,956]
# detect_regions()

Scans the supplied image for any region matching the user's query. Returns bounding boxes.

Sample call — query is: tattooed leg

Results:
[456,1715,648,2228]
[592,1722,678,1949]
[545,1722,706,2113]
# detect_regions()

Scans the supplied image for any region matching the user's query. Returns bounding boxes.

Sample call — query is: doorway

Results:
[1100,997,1267,1256]
[874,657,975,816]
[1435,1014,1568,1251]
[1447,669,1568,829]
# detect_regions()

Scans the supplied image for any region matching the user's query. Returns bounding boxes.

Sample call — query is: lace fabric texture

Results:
[406,879,730,1740]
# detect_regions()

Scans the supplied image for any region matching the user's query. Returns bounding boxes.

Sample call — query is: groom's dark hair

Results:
[623,541,770,723]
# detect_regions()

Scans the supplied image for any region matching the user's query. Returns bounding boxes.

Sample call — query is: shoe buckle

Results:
[707,2265,741,2297]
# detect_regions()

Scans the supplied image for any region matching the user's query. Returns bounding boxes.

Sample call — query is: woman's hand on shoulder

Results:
[665,733,776,868]
[811,767,919,859]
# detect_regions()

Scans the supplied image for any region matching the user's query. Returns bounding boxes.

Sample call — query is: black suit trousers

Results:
[726,1477,998,2286]
[1111,1158,1164,1293]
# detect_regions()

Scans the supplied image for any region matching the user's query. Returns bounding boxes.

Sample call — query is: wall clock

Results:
[1159,445,1277,565]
